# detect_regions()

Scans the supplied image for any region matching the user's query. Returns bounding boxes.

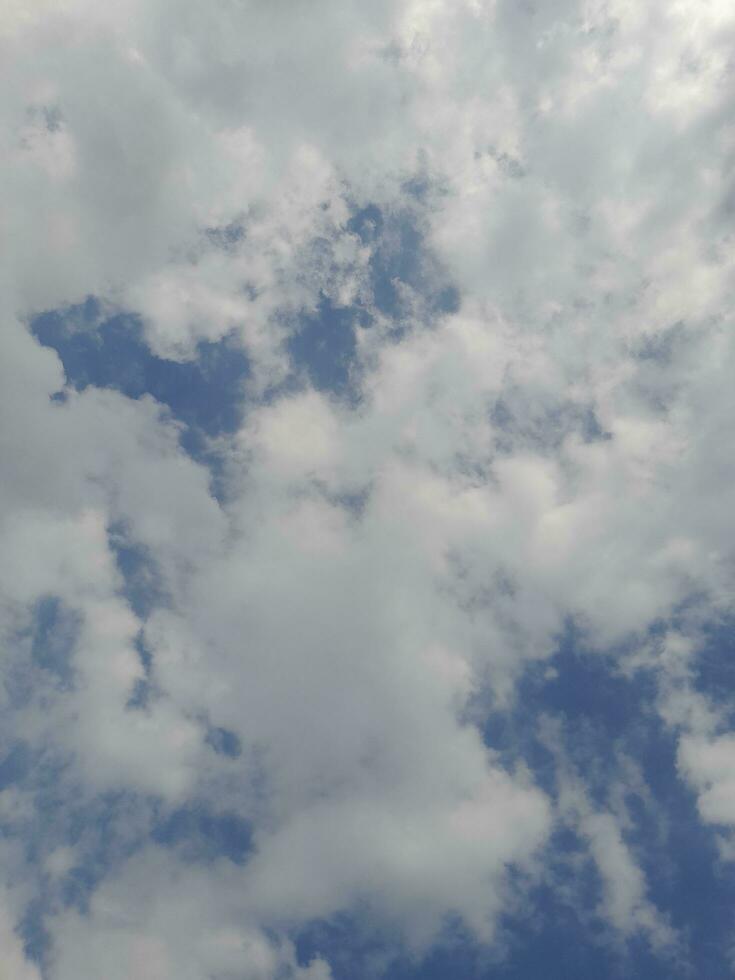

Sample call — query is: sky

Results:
[1,1,735,977]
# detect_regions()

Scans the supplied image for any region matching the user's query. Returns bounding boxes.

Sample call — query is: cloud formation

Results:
[2,0,735,977]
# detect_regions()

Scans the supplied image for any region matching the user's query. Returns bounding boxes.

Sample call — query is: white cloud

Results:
[679,734,735,828]
[2,0,735,975]
[51,850,331,980]
[582,812,675,949]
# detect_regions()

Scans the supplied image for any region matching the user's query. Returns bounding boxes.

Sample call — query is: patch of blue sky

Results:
[125,630,155,710]
[294,882,681,980]
[205,724,242,759]
[481,621,735,978]
[107,521,168,622]
[32,203,458,429]
[151,804,252,866]
[284,202,460,403]
[32,299,249,437]
[347,204,460,322]
[383,921,675,980]
[29,597,80,684]
[691,618,735,725]
[0,741,31,793]
[32,300,247,510]
[0,603,78,726]
[288,296,361,399]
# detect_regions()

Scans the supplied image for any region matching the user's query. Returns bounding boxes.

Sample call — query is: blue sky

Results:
[3,3,735,979]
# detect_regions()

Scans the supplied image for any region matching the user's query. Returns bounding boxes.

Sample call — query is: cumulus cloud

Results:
[2,0,735,976]
[47,849,334,980]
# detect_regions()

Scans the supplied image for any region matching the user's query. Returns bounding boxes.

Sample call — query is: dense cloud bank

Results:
[2,1,735,977]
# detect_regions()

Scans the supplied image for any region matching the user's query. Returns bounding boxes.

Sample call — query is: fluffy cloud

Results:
[2,0,735,976]
[50,850,332,980]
